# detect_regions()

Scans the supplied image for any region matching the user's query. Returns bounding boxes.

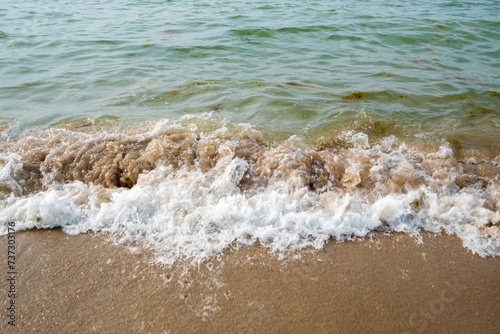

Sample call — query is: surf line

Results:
[6,222,16,327]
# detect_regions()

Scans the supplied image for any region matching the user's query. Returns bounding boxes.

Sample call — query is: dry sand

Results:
[1,229,499,333]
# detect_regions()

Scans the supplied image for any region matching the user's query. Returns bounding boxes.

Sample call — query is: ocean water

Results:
[1,0,499,265]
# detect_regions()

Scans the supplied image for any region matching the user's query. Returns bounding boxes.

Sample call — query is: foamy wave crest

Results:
[1,117,499,265]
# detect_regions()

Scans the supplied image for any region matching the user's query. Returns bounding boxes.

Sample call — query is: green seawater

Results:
[1,0,500,147]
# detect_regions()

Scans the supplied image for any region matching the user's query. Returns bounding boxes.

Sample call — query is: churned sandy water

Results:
[1,118,499,265]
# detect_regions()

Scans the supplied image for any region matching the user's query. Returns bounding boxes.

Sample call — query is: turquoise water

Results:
[1,0,500,140]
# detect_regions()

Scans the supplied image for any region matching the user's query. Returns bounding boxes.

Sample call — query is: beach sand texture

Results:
[1,230,499,333]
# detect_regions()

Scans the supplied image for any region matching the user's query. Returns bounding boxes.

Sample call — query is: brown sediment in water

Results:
[1,120,499,253]
[1,230,499,333]
[1,120,499,198]
[342,91,375,100]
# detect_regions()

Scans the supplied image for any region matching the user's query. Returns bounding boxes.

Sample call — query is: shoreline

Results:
[1,229,499,333]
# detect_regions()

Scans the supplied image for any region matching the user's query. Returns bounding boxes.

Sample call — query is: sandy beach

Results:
[1,230,499,333]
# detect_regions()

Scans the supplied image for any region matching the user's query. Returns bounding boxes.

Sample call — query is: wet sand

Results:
[1,230,499,333]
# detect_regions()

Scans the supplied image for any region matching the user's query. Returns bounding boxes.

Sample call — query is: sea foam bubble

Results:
[0,118,498,265]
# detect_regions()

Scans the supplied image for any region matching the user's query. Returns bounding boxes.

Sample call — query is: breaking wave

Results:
[1,116,499,265]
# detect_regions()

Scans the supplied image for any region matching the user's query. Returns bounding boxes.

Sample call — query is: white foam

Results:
[0,154,24,197]
[1,130,499,265]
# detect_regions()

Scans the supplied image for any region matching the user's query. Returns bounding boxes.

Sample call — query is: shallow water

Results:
[2,0,500,137]
[1,0,499,264]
